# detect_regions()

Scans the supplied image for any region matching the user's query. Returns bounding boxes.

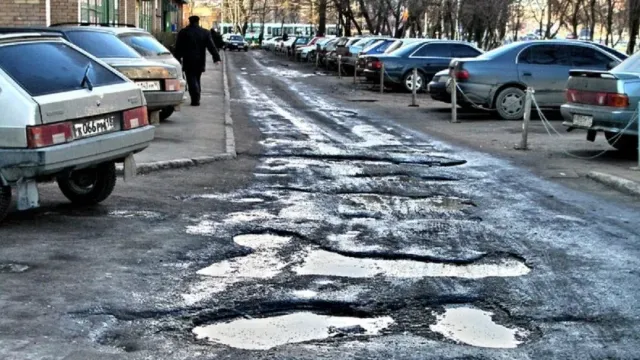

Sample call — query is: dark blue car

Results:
[362,40,482,92]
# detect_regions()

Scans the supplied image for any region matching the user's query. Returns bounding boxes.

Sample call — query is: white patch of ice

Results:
[224,210,275,223]
[195,234,291,292]
[292,290,318,299]
[186,219,218,236]
[293,249,531,279]
[429,306,528,348]
[351,125,402,147]
[108,210,163,219]
[192,312,394,350]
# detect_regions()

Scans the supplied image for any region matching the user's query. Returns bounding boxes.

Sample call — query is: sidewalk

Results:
[133,57,234,172]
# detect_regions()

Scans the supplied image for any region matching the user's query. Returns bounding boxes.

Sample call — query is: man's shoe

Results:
[191,102,200,106]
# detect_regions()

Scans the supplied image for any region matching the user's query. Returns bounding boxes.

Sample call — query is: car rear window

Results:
[0,42,125,97]
[612,51,640,73]
[230,35,243,41]
[65,30,140,58]
[119,33,171,56]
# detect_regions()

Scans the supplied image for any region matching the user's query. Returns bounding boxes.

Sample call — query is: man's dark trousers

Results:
[185,71,202,105]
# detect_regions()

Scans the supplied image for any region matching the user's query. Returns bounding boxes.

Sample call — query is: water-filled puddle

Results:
[294,249,530,279]
[192,311,394,350]
[429,306,528,348]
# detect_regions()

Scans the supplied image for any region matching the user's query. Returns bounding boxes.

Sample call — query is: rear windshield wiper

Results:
[80,63,93,91]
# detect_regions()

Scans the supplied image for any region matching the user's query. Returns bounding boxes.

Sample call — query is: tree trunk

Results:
[357,0,375,33]
[628,0,640,54]
[318,0,327,36]
[588,0,597,40]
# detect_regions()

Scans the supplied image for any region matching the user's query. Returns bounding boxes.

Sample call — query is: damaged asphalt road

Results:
[1,51,640,360]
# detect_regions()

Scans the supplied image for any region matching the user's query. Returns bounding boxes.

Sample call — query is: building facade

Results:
[1,0,186,34]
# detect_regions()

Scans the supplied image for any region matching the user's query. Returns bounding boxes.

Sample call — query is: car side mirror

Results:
[607,60,618,70]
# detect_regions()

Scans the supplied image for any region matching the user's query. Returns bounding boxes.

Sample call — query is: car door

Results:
[516,44,572,105]
[409,43,453,81]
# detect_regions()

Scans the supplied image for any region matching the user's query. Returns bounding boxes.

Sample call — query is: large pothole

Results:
[192,311,394,350]
[429,305,530,348]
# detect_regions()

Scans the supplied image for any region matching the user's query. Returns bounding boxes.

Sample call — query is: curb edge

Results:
[586,171,640,197]
[222,51,237,158]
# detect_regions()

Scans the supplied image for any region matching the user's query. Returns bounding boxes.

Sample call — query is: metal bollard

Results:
[635,101,640,169]
[409,68,419,107]
[354,55,358,84]
[338,55,342,79]
[517,88,534,150]
[451,71,458,123]
[315,52,319,69]
[380,63,385,94]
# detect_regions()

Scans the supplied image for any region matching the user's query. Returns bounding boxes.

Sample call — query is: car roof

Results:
[0,32,64,41]
[0,25,116,36]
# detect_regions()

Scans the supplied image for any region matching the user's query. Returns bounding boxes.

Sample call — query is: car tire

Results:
[605,132,638,153]
[160,107,174,121]
[495,87,526,120]
[244,48,248,52]
[403,71,425,93]
[0,185,11,223]
[57,162,117,206]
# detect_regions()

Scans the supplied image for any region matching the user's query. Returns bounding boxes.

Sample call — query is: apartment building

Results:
[1,0,186,34]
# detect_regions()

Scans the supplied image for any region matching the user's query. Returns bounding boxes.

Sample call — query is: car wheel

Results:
[244,48,248,52]
[403,71,425,92]
[57,162,116,205]
[160,107,174,121]
[495,87,526,120]
[0,185,11,223]
[605,132,638,153]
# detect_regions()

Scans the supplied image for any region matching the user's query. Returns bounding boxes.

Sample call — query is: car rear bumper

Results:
[560,103,638,136]
[144,91,185,110]
[0,126,155,184]
[363,69,399,84]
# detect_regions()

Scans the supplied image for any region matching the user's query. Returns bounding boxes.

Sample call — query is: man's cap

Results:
[189,16,200,22]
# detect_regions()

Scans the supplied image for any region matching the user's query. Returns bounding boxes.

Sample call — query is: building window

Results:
[138,0,153,32]
[162,0,179,32]
[80,0,118,24]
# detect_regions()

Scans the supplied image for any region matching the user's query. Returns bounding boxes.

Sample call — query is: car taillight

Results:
[123,106,149,130]
[26,122,73,149]
[566,89,629,107]
[165,79,181,91]
[371,60,382,69]
[455,69,470,80]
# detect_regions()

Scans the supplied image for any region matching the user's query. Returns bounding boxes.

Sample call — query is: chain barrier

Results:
[454,83,495,111]
[531,94,639,160]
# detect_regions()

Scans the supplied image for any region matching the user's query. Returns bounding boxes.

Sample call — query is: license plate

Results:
[136,81,161,91]
[238,45,244,48]
[573,114,593,128]
[73,116,116,139]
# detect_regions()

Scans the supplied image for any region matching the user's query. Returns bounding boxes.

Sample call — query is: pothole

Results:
[108,210,163,220]
[429,306,529,348]
[0,263,29,273]
[293,249,530,279]
[192,311,394,350]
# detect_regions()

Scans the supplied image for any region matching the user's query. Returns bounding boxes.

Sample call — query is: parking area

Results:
[257,45,640,196]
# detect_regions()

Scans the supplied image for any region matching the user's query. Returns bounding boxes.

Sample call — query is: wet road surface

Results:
[1,50,639,359]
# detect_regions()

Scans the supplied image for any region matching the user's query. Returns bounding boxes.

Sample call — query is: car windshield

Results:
[230,35,243,41]
[295,37,310,44]
[388,41,426,56]
[363,40,384,53]
[0,41,125,97]
[384,39,418,54]
[119,33,171,56]
[612,51,640,73]
[593,43,628,60]
[65,30,140,58]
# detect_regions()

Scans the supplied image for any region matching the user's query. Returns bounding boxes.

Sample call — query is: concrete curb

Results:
[586,171,640,197]
[117,52,236,177]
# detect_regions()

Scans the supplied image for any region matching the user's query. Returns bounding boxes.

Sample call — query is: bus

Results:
[218,23,338,40]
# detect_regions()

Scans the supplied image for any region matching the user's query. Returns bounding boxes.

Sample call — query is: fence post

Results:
[338,55,342,79]
[450,69,458,123]
[380,63,385,94]
[353,55,358,84]
[636,101,640,169]
[517,88,534,150]
[409,67,419,107]
[315,51,319,69]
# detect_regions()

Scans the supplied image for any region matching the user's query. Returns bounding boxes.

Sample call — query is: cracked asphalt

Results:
[1,50,639,360]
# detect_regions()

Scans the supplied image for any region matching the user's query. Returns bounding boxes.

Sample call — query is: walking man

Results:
[174,16,221,106]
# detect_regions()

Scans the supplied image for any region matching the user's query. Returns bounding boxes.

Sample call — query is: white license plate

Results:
[573,114,593,128]
[136,81,161,91]
[73,116,116,139]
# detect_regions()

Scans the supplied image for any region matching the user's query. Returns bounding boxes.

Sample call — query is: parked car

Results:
[363,40,482,92]
[276,37,295,54]
[295,36,324,61]
[0,33,155,223]
[357,38,412,70]
[262,36,282,50]
[99,26,187,120]
[223,34,249,51]
[318,38,340,66]
[342,36,388,69]
[560,51,640,152]
[0,26,184,122]
[447,40,625,119]
[327,37,360,69]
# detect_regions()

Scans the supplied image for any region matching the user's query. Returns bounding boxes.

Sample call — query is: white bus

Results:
[218,23,338,40]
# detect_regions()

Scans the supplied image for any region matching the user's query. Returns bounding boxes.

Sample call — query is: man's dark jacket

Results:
[174,24,221,73]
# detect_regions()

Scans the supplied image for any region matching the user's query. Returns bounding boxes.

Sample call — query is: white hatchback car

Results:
[0,33,155,223]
